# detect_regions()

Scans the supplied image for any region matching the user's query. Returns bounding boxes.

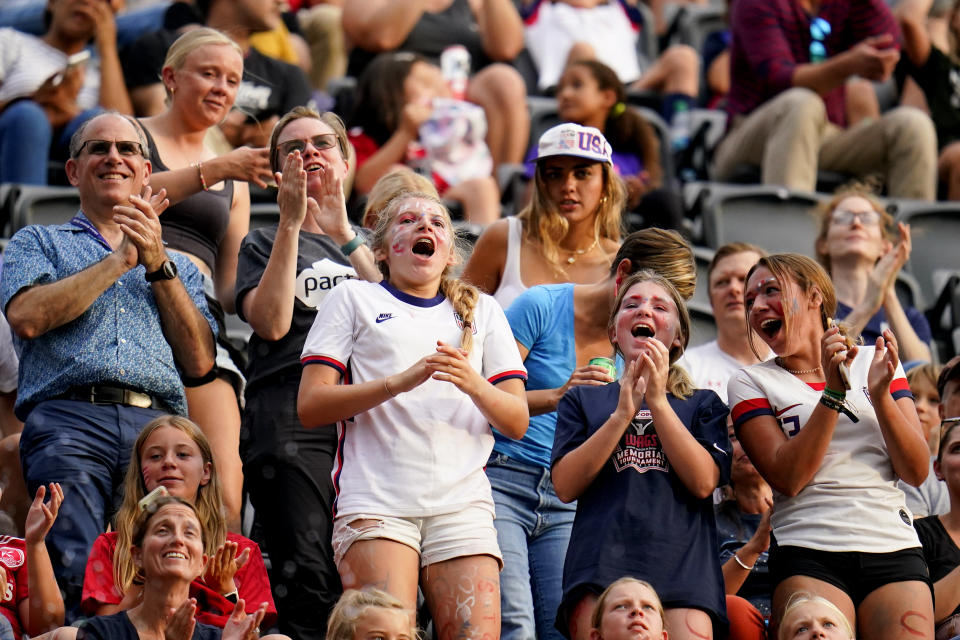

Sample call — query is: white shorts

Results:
[332,504,502,569]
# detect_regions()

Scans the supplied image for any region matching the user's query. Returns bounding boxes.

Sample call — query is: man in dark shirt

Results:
[713,0,938,200]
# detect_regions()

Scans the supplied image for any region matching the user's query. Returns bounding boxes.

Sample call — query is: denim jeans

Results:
[0,614,13,640]
[486,452,575,640]
[19,399,164,621]
[0,101,100,185]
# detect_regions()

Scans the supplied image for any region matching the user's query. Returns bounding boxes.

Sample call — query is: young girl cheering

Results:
[551,270,731,640]
[728,254,932,640]
[297,191,528,638]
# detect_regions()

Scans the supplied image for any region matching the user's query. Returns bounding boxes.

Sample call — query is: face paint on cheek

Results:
[392,241,403,255]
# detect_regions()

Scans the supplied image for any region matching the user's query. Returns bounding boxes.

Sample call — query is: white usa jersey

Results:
[300,279,527,518]
[728,347,920,553]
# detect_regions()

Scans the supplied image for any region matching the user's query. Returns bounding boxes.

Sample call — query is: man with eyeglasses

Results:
[0,112,216,619]
[713,0,938,201]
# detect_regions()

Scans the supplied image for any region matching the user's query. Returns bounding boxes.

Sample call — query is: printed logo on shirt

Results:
[453,312,478,334]
[376,313,397,323]
[295,258,357,308]
[612,409,668,474]
[0,547,24,570]
[862,386,872,406]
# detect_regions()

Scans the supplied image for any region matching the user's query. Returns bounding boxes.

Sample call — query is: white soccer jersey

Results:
[300,279,527,518]
[728,347,920,553]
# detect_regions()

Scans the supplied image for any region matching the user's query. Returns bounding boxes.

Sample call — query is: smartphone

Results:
[52,50,91,87]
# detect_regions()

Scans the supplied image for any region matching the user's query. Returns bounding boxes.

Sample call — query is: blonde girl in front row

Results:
[326,589,418,640]
[297,191,529,639]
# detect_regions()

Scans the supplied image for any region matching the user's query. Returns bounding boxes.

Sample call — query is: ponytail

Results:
[440,276,479,354]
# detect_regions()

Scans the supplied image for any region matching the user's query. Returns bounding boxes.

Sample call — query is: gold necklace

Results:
[775,357,821,375]
[564,237,599,265]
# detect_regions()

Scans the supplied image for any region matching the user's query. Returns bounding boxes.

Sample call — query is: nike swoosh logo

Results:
[776,403,802,417]
[375,314,396,323]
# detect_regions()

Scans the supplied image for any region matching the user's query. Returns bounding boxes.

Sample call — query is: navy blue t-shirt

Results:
[77,611,222,640]
[835,301,932,350]
[551,384,731,633]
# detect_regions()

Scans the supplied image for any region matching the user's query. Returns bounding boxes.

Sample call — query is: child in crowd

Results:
[349,52,500,224]
[326,589,417,640]
[551,270,730,640]
[81,416,276,629]
[0,484,64,639]
[297,191,528,638]
[588,577,668,640]
[525,60,684,230]
[901,363,949,518]
[777,594,855,640]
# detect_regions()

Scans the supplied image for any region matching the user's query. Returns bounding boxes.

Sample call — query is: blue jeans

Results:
[19,399,165,621]
[0,101,100,185]
[0,2,170,46]
[0,614,13,640]
[486,453,575,640]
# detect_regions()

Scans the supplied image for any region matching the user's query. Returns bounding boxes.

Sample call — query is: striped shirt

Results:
[727,0,899,127]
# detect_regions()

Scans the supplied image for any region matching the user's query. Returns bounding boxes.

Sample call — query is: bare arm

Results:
[933,563,960,622]
[460,218,508,295]
[868,331,929,486]
[6,251,130,340]
[213,181,250,315]
[23,484,65,636]
[148,147,273,206]
[472,0,524,61]
[353,112,424,194]
[896,0,934,67]
[298,358,432,428]
[91,0,133,114]
[342,0,428,51]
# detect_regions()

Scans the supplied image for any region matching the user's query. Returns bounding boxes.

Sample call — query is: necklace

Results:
[775,357,821,375]
[564,237,599,265]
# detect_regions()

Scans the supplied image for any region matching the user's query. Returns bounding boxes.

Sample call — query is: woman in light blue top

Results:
[489,228,696,640]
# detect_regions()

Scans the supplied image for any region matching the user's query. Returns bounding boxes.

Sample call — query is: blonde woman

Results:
[462,123,625,309]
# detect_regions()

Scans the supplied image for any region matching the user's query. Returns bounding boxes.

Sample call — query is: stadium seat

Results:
[249,202,281,231]
[674,4,727,53]
[9,185,81,234]
[890,200,960,304]
[698,183,822,256]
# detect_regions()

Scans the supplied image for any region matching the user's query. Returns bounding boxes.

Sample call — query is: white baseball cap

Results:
[536,123,613,164]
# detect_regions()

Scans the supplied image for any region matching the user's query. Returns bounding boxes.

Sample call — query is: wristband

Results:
[733,553,754,571]
[819,394,860,423]
[340,234,364,257]
[823,386,846,400]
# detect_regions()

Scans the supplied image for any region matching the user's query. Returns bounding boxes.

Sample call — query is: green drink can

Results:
[589,357,617,381]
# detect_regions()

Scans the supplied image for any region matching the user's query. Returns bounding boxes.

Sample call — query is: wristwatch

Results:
[145,260,178,282]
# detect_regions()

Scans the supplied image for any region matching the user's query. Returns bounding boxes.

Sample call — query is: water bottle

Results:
[440,45,471,101]
[670,101,692,152]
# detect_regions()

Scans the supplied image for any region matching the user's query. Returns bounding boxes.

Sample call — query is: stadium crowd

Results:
[0,0,959,639]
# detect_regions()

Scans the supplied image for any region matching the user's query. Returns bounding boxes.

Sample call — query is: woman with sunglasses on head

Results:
[234,106,382,639]
[133,27,274,533]
[813,183,932,364]
[728,253,932,640]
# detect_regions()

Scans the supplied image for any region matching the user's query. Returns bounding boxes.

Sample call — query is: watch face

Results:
[163,260,178,279]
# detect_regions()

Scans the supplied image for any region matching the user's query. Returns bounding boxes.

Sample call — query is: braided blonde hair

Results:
[371,191,479,353]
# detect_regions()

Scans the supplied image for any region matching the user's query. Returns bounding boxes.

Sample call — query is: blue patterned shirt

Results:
[0,213,216,419]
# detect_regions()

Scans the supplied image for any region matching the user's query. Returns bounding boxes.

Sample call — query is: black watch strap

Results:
[145,260,178,282]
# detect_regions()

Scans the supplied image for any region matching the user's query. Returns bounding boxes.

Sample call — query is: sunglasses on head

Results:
[831,209,881,226]
[76,139,145,157]
[277,134,339,158]
[809,17,831,63]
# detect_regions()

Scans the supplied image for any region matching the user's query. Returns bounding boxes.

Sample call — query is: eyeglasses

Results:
[939,416,960,450]
[276,134,339,158]
[831,209,881,226]
[809,17,831,64]
[76,139,145,158]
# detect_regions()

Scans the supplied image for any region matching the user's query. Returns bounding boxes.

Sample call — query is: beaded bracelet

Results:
[193,161,209,191]
[820,393,860,423]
